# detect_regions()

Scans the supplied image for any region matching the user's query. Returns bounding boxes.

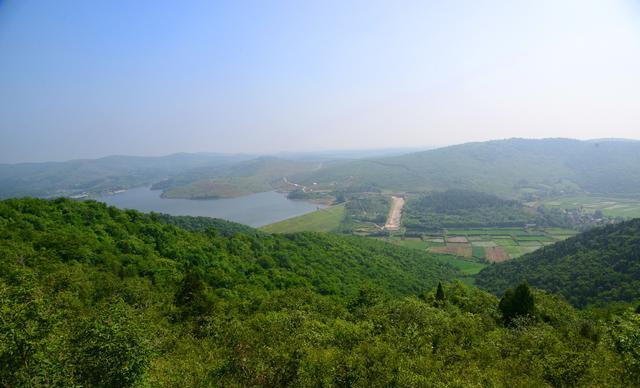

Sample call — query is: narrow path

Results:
[282,177,310,192]
[384,196,405,230]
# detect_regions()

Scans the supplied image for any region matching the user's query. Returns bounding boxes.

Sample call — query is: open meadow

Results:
[260,203,346,233]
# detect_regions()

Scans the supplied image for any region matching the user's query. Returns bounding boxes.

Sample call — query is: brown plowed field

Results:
[485,246,509,262]
[429,243,472,258]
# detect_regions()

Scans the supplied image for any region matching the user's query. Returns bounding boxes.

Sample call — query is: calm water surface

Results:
[96,187,323,227]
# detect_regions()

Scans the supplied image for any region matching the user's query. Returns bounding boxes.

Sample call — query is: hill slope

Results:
[295,138,640,197]
[1,198,639,386]
[0,198,457,299]
[155,157,321,199]
[476,218,640,306]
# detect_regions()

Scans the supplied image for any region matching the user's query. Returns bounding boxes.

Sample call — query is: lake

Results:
[95,187,323,227]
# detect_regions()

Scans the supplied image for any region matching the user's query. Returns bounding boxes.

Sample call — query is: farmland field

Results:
[378,237,430,250]
[429,243,473,258]
[471,245,486,259]
[422,226,577,261]
[534,195,640,218]
[434,255,487,275]
[447,236,468,243]
[485,246,509,262]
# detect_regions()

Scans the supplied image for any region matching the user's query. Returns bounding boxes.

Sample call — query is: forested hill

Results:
[2,198,640,386]
[153,213,262,236]
[295,138,640,197]
[476,218,640,307]
[0,198,457,299]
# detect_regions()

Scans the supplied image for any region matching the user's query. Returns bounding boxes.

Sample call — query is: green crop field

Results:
[260,203,346,233]
[472,246,486,259]
[395,239,430,250]
[536,195,640,218]
[514,236,551,242]
[421,226,577,261]
[377,236,432,250]
[434,255,488,285]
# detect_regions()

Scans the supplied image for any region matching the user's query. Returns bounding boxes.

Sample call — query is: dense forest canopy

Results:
[1,198,640,386]
[403,190,537,230]
[476,218,640,307]
[403,189,586,231]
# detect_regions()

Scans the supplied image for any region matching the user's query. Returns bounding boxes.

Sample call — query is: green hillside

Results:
[2,198,640,386]
[157,157,320,199]
[476,218,640,307]
[294,138,640,198]
[153,213,262,236]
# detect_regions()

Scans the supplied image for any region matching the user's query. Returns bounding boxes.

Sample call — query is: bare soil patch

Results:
[429,243,472,258]
[485,246,509,263]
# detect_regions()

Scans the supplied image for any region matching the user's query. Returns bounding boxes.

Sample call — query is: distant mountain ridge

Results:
[3,138,640,200]
[0,148,426,199]
[155,157,322,199]
[0,153,255,199]
[294,138,640,198]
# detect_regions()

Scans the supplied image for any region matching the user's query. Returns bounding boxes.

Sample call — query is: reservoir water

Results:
[95,187,323,227]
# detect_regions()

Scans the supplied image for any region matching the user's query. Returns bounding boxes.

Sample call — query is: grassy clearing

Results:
[379,237,430,250]
[261,203,346,233]
[517,241,544,247]
[433,255,487,276]
[514,235,549,241]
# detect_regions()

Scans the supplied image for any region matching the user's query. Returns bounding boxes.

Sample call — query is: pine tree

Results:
[435,282,446,302]
[175,270,212,320]
[499,282,535,326]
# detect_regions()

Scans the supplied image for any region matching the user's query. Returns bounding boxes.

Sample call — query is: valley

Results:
[3,196,640,386]
[6,3,640,384]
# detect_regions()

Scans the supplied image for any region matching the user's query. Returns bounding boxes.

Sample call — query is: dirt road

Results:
[384,196,405,230]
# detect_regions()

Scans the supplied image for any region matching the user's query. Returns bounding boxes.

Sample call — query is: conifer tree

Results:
[435,282,446,302]
[499,282,535,326]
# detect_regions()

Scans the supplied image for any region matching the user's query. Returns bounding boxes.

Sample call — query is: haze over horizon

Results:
[1,0,640,163]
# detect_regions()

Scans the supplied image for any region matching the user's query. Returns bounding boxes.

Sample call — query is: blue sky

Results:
[1,0,639,162]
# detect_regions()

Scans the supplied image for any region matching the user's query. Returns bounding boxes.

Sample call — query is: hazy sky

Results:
[1,0,640,163]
